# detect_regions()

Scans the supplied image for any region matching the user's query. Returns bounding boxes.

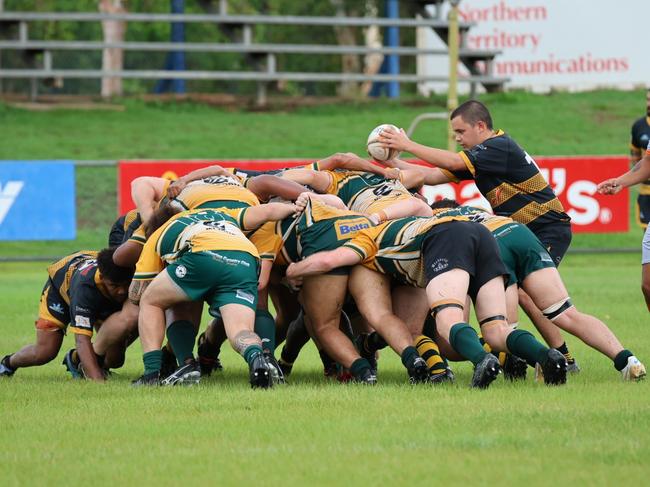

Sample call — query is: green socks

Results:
[242,344,263,366]
[350,358,372,379]
[449,323,487,366]
[506,329,548,366]
[255,309,276,353]
[143,350,163,375]
[400,346,419,370]
[166,320,196,365]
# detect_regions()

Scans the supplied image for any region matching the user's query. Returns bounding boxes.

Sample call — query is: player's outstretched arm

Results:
[281,169,332,193]
[242,202,299,230]
[318,152,390,177]
[131,176,169,224]
[368,197,432,224]
[167,164,229,198]
[286,248,362,282]
[246,174,309,202]
[75,334,105,382]
[382,158,452,186]
[598,152,650,194]
[378,127,466,172]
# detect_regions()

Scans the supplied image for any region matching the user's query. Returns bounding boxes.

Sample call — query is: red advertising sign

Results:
[118,156,629,233]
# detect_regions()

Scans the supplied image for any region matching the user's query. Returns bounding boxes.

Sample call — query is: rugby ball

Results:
[367,124,400,162]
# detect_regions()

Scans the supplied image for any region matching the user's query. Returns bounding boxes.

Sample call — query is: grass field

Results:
[1,254,648,485]
[1,90,649,484]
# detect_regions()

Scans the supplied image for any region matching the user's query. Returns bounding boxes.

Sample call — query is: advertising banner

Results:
[417,0,647,92]
[0,162,76,240]
[118,156,629,233]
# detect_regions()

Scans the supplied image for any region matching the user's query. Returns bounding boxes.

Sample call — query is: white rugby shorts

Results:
[643,224,650,264]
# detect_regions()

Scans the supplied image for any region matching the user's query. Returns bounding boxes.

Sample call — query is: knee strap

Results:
[430,299,465,319]
[479,315,507,327]
[542,298,573,320]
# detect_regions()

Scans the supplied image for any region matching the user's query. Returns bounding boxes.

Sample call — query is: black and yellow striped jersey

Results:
[134,208,259,281]
[431,205,514,232]
[444,131,570,233]
[343,214,470,287]
[324,170,413,214]
[631,116,650,187]
[46,251,124,336]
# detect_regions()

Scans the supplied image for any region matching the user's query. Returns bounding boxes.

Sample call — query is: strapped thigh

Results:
[430,299,464,319]
[478,315,507,328]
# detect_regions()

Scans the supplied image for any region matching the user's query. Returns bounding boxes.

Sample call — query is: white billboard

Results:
[417,0,648,93]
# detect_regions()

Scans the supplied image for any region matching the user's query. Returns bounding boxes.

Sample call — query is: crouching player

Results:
[0,248,133,381]
[287,214,568,388]
[129,202,298,388]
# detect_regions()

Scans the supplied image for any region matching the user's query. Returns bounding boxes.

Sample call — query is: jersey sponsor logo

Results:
[74,315,91,329]
[431,258,449,273]
[49,303,65,314]
[235,289,255,304]
[175,265,187,278]
[335,218,371,240]
[539,252,554,263]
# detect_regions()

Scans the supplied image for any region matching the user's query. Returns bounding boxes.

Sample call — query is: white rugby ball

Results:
[367,124,400,162]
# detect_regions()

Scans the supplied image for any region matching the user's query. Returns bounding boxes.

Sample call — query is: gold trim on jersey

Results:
[440,168,460,183]
[508,198,565,225]
[639,185,650,195]
[459,151,476,177]
[486,173,551,207]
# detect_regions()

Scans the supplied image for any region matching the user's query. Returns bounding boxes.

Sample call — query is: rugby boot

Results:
[566,359,581,374]
[539,348,568,386]
[161,360,201,386]
[354,333,378,375]
[159,345,178,378]
[471,354,501,389]
[336,365,354,383]
[621,356,646,381]
[277,357,293,377]
[407,357,429,384]
[0,355,15,377]
[249,353,273,389]
[429,367,455,385]
[196,332,223,376]
[353,368,377,385]
[131,370,160,386]
[264,351,286,385]
[502,353,528,381]
[62,349,83,379]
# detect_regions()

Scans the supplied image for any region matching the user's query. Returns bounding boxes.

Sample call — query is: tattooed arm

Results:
[128,279,150,306]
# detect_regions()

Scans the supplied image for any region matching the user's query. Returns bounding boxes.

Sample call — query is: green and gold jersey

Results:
[247,216,299,266]
[431,205,515,232]
[445,131,570,233]
[343,214,470,287]
[134,208,259,281]
[174,174,260,210]
[324,170,413,214]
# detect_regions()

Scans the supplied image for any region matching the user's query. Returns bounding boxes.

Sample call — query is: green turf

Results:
[0,254,648,485]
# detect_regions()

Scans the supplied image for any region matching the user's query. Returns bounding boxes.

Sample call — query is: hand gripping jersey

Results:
[44,251,124,336]
[247,217,300,266]
[323,170,414,214]
[342,214,471,287]
[443,131,570,233]
[134,208,259,281]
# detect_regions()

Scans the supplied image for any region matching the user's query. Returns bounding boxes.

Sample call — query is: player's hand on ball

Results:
[378,127,411,152]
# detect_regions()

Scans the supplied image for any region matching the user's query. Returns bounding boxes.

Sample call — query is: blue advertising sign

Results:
[0,162,76,240]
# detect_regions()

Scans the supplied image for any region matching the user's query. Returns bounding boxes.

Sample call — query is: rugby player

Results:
[627,88,650,229]
[0,248,133,381]
[285,196,429,384]
[430,200,646,381]
[378,100,579,371]
[129,202,298,387]
[598,144,650,313]
[286,210,569,388]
